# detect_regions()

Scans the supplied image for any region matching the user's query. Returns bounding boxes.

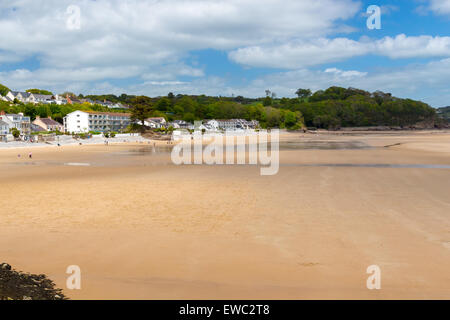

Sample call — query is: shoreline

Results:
[2,129,450,151]
[0,134,152,151]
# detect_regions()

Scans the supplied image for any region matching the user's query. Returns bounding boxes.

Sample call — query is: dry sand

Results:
[0,131,449,299]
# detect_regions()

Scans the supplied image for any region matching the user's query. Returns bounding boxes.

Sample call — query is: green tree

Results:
[263,96,273,107]
[284,110,298,128]
[130,96,153,132]
[175,96,197,114]
[0,83,10,96]
[24,104,37,121]
[26,89,54,95]
[183,112,195,123]
[265,107,281,128]
[11,127,20,139]
[37,105,51,118]
[295,88,312,100]
[155,97,171,111]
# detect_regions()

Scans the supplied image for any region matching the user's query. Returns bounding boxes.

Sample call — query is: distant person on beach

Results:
[28,152,32,159]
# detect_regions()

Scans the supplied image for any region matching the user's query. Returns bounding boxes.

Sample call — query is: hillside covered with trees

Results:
[437,106,450,122]
[0,84,442,129]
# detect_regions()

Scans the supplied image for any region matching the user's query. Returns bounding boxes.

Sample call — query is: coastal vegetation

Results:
[0,83,10,96]
[437,106,450,121]
[130,87,439,129]
[26,89,54,95]
[0,84,442,129]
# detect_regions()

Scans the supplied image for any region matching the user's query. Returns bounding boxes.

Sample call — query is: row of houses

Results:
[1,90,128,109]
[0,111,65,140]
[142,118,259,131]
[207,119,260,130]
[0,107,261,140]
[1,91,71,105]
[63,111,260,134]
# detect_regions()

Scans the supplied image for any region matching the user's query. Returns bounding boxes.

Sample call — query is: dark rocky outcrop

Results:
[0,263,67,300]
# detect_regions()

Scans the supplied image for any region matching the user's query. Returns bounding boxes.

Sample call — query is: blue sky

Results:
[0,0,449,107]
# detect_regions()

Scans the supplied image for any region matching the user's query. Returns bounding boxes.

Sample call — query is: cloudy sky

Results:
[0,0,449,107]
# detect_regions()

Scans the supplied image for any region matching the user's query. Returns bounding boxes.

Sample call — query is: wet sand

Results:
[1,132,449,299]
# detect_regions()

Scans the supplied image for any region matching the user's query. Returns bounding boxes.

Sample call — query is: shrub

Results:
[11,128,20,139]
[0,83,10,96]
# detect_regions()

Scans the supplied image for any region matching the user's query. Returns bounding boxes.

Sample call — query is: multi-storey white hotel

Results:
[63,110,131,133]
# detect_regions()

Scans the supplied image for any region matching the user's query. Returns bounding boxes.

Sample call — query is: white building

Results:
[64,110,131,133]
[0,111,31,135]
[0,119,9,135]
[8,91,32,103]
[94,100,125,109]
[206,119,259,131]
[143,119,159,128]
[0,94,13,102]
[29,93,53,104]
[64,110,89,133]
[206,120,219,130]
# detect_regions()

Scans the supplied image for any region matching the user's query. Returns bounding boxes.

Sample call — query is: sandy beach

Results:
[1,131,449,299]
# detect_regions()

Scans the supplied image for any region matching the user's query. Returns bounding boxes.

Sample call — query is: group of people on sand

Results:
[17,152,33,159]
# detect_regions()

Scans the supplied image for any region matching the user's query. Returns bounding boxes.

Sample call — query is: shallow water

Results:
[3,143,449,170]
[279,140,371,150]
[282,163,450,169]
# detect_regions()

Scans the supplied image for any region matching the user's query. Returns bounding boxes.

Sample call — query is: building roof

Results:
[85,111,131,117]
[11,91,31,98]
[0,119,9,126]
[173,120,188,124]
[37,118,62,126]
[32,94,53,100]
[147,117,166,122]
[31,123,46,132]
[6,113,30,120]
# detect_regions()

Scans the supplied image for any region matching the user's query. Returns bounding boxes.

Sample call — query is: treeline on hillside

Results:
[437,106,450,121]
[0,84,10,96]
[26,89,54,95]
[128,87,437,129]
[0,85,439,129]
[81,92,259,105]
[129,95,304,129]
[277,87,437,129]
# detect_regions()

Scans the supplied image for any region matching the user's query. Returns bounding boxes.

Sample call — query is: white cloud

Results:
[376,34,450,58]
[229,38,370,68]
[0,0,360,68]
[429,0,450,15]
[0,0,361,93]
[119,59,450,106]
[141,64,204,81]
[229,34,450,69]
[324,68,367,78]
[42,59,447,107]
